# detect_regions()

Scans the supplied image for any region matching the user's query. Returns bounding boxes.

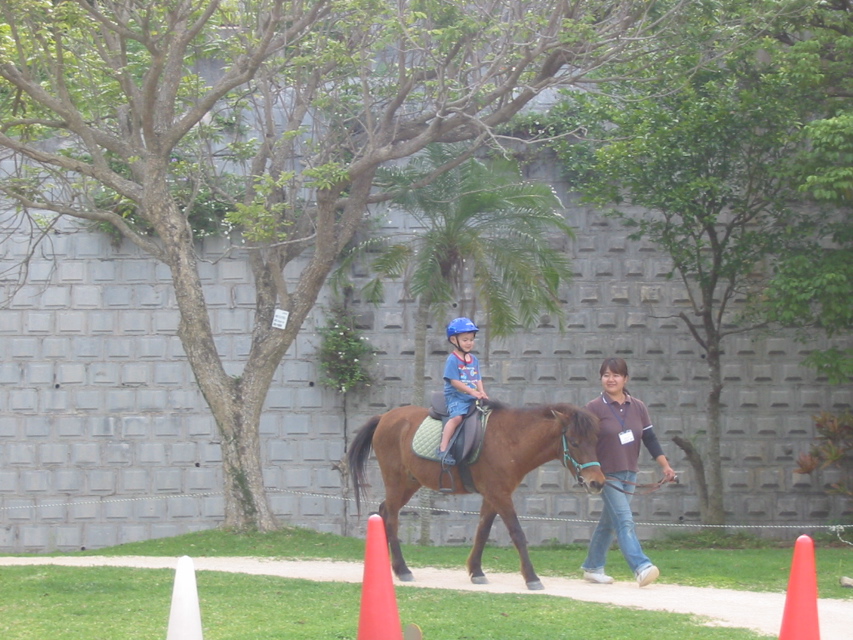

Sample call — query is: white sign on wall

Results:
[272,309,289,330]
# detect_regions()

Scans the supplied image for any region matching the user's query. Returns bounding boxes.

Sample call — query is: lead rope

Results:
[604,474,679,495]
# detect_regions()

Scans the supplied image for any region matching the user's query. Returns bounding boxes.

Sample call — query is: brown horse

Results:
[348,401,605,590]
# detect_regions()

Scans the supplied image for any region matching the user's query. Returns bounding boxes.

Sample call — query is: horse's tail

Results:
[347,414,381,517]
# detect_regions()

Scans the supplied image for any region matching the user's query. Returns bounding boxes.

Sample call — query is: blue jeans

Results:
[582,470,653,576]
[446,395,474,418]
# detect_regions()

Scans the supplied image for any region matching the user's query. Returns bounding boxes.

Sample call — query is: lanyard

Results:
[602,394,628,430]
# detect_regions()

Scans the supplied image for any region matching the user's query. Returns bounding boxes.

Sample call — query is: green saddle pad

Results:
[411,413,487,464]
[412,416,444,461]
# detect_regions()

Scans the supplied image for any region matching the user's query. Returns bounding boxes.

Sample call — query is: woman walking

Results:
[581,357,677,587]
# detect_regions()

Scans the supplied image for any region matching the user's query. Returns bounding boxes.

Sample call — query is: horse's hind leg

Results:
[378,484,420,582]
[467,503,498,585]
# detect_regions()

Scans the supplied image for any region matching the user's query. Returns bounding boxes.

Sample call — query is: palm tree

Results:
[373,143,576,406]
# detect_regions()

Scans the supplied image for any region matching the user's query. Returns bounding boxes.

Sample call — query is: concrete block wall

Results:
[0,190,851,553]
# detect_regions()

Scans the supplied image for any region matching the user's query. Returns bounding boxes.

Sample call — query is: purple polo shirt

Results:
[585,393,662,474]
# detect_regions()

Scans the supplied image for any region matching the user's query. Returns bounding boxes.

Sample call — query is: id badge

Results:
[619,430,635,445]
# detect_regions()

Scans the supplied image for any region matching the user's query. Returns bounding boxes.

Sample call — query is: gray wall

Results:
[0,178,851,553]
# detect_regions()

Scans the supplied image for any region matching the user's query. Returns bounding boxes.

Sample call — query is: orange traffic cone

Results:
[779,534,820,640]
[357,514,403,640]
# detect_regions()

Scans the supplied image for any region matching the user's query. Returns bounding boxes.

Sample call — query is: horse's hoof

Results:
[526,580,544,591]
[471,575,489,585]
[397,573,415,582]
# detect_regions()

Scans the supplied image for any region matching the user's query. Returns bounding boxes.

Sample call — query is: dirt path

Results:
[1,556,850,639]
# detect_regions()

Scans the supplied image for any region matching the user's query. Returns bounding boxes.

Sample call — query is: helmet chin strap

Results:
[450,335,473,356]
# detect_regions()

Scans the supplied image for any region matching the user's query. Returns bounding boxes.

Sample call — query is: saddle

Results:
[410,391,489,493]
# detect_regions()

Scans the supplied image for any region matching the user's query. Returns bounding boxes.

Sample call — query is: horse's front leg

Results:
[494,499,543,590]
[467,503,498,584]
[378,493,416,582]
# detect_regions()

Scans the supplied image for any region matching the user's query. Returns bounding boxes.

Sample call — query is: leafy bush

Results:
[317,304,374,393]
[796,410,853,496]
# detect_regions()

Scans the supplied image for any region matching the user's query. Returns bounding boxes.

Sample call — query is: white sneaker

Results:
[583,570,614,584]
[636,565,660,587]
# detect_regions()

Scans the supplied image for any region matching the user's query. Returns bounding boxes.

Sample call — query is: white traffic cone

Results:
[165,555,204,640]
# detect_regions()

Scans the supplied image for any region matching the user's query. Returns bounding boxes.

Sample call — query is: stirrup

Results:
[438,465,455,493]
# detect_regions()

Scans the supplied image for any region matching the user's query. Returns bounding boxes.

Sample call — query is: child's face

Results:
[453,332,477,351]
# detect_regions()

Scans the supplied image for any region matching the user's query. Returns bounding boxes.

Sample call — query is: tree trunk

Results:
[151,182,283,531]
[677,307,727,526]
[340,391,351,537]
[218,410,280,531]
[170,264,281,530]
[704,340,726,524]
[412,298,431,407]
[672,435,709,517]
[412,297,436,545]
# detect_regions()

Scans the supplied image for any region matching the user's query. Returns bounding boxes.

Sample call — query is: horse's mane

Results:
[490,401,598,438]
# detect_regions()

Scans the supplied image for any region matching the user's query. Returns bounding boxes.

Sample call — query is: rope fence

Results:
[1,487,850,544]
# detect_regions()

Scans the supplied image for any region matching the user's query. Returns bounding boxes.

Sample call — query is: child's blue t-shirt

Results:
[443,352,481,413]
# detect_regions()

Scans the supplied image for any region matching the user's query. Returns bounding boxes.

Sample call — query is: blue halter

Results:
[560,432,601,481]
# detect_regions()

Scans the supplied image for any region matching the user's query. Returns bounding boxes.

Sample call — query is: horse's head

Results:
[552,406,605,494]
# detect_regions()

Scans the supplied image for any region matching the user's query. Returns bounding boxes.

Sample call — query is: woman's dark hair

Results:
[599,357,628,378]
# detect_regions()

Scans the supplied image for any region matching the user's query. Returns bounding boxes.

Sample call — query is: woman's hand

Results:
[657,457,677,483]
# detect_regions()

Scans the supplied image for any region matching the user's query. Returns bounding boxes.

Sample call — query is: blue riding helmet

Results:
[446,317,479,339]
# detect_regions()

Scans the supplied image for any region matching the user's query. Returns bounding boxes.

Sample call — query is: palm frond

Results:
[365,142,576,335]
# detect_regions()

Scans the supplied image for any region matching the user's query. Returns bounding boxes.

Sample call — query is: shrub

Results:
[317,304,374,394]
[796,410,853,496]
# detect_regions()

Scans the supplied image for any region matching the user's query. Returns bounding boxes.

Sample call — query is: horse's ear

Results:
[551,409,567,422]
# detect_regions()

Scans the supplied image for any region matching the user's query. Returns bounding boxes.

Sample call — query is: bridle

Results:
[560,431,601,487]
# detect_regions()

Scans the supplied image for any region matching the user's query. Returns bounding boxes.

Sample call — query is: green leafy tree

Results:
[758,2,853,497]
[0,0,749,531]
[546,41,820,524]
[774,116,853,497]
[760,2,853,381]
[761,108,853,384]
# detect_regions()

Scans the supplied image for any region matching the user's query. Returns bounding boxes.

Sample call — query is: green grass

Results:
[0,564,769,640]
[81,526,853,597]
[1,527,850,639]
